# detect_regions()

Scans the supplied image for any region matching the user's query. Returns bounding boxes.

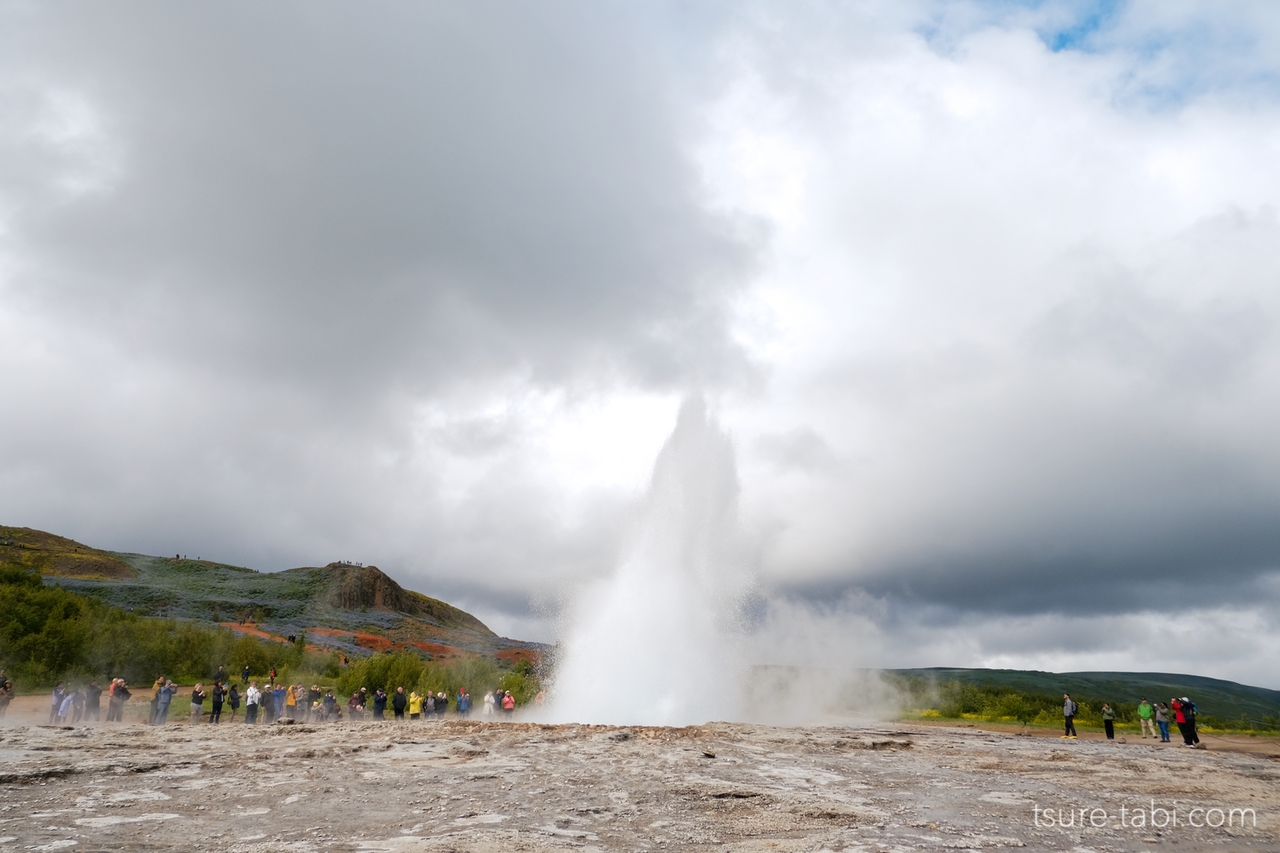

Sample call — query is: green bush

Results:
[0,566,294,689]
[0,583,93,684]
[331,650,538,706]
[912,679,1107,727]
[335,651,427,698]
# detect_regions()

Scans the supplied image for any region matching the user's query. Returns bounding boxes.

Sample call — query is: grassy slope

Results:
[890,667,1280,722]
[0,526,136,579]
[7,525,538,661]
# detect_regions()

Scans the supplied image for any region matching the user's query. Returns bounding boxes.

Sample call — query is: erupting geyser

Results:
[548,396,751,725]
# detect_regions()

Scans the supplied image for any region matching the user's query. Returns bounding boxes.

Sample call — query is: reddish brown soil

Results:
[352,632,395,653]
[496,647,541,667]
[217,622,290,644]
[405,640,461,658]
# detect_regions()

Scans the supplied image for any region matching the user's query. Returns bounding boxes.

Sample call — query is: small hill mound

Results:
[0,526,136,580]
[287,562,494,635]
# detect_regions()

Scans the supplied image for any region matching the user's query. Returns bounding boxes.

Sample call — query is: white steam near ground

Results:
[547,397,904,726]
[2,2,1280,695]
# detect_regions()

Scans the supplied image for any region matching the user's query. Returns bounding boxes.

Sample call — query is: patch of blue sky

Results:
[916,0,1280,110]
[912,0,1122,56]
[1037,0,1121,53]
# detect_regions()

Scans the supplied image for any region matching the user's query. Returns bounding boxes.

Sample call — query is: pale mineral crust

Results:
[0,720,1277,852]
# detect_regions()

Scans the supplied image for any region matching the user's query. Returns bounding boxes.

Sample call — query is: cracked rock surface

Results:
[1,720,1276,851]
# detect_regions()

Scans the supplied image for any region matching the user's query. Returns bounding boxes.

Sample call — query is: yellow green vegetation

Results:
[0,526,136,580]
[333,651,540,707]
[895,677,1280,734]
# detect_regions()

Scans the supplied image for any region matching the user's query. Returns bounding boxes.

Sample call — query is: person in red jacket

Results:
[1170,698,1198,746]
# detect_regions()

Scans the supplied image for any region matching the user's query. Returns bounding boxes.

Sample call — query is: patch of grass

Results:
[894,676,1280,735]
[0,526,136,579]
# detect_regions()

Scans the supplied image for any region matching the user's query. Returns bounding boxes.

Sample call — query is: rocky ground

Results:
[1,713,1277,853]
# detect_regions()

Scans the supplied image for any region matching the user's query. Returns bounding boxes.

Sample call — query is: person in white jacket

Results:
[483,690,495,717]
[244,682,261,724]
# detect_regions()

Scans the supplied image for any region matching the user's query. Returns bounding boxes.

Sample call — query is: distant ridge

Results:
[1,524,540,663]
[890,667,1280,722]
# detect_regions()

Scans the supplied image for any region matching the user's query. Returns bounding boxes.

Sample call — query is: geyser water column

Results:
[548,396,750,725]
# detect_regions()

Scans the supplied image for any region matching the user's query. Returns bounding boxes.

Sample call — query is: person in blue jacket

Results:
[154,680,178,725]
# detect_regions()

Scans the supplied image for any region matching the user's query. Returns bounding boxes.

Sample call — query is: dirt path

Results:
[908,717,1280,759]
[1,714,1277,852]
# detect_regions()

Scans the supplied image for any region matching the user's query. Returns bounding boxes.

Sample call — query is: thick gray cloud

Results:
[0,1,754,617]
[3,2,754,397]
[3,1,1280,684]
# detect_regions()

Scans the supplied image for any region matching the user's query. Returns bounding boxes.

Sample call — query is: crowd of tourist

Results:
[0,669,1208,747]
[0,667,524,726]
[1061,693,1204,746]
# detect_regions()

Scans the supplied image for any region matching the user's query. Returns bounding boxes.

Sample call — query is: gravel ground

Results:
[1,717,1277,852]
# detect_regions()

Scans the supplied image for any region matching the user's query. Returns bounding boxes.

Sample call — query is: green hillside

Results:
[1,525,540,663]
[888,667,1280,730]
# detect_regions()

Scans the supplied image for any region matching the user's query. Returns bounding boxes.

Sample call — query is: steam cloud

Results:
[2,3,1280,688]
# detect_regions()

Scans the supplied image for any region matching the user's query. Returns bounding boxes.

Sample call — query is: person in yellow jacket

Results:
[408,691,423,720]
[149,675,165,725]
[285,684,298,720]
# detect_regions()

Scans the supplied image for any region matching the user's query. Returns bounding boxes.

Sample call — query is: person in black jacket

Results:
[209,683,224,724]
[107,680,131,723]
[392,687,407,721]
[190,684,206,723]
[84,681,103,722]
[372,688,387,720]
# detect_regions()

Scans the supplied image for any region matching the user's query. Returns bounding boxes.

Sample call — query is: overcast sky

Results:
[3,1,1279,688]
